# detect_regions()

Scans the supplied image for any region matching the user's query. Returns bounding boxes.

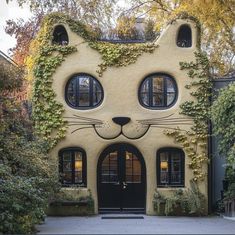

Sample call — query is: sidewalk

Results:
[37,215,235,234]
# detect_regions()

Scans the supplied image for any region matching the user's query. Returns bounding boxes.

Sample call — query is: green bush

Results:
[0,137,59,234]
[0,61,58,234]
[153,181,207,216]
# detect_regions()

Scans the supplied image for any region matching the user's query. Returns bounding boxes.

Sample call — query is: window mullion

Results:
[164,77,167,107]
[72,151,75,184]
[76,77,79,107]
[149,78,153,106]
[89,77,93,107]
[168,152,171,186]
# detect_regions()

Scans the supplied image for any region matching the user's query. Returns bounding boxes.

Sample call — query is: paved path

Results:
[37,215,235,234]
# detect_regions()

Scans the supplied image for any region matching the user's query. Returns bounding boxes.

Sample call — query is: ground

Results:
[37,215,235,234]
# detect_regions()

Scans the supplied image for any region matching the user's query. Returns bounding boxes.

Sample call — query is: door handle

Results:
[123,182,127,189]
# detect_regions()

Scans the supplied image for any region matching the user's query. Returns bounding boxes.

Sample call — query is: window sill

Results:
[61,185,87,191]
[157,185,185,189]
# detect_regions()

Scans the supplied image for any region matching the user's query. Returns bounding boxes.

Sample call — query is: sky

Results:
[0,0,31,55]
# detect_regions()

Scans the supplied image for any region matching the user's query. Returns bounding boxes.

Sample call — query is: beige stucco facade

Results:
[50,18,208,215]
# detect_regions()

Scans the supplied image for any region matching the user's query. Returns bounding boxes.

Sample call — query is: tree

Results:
[5,0,118,65]
[144,19,157,41]
[128,0,235,76]
[114,15,139,40]
[0,61,58,234]
[5,13,44,66]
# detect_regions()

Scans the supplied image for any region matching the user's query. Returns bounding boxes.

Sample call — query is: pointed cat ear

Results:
[156,18,199,50]
[51,23,85,46]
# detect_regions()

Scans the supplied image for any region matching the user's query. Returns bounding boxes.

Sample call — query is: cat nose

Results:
[112,117,131,126]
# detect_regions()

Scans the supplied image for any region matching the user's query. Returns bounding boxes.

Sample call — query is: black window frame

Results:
[157,148,185,187]
[65,73,104,109]
[138,73,178,109]
[52,25,69,46]
[176,24,192,48]
[59,147,87,187]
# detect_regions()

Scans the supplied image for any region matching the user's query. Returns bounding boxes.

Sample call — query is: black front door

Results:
[97,143,146,213]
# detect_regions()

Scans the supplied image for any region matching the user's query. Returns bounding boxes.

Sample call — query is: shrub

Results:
[153,181,207,216]
[0,61,58,234]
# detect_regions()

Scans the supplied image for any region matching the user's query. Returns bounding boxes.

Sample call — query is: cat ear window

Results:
[139,73,177,109]
[65,73,104,109]
[176,24,192,48]
[52,25,69,46]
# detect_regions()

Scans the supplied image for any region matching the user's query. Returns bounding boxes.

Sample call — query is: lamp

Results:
[160,161,168,169]
[75,161,82,170]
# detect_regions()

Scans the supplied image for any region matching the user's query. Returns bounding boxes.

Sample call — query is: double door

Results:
[98,144,146,212]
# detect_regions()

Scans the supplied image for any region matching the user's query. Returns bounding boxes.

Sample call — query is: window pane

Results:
[153,77,163,92]
[63,172,72,184]
[79,76,89,92]
[153,94,164,106]
[93,81,102,105]
[75,171,83,183]
[171,153,181,184]
[167,93,175,106]
[63,162,72,171]
[141,92,149,106]
[166,79,175,92]
[160,152,169,184]
[125,152,141,183]
[63,152,72,161]
[142,80,149,92]
[125,152,132,183]
[101,151,118,183]
[67,79,76,106]
[75,151,82,161]
[79,93,89,106]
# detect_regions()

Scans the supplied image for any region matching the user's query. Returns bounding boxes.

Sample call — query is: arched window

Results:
[65,73,104,109]
[139,74,177,109]
[177,25,192,48]
[157,148,185,187]
[52,25,69,46]
[59,148,87,186]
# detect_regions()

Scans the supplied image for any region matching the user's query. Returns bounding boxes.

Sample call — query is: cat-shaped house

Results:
[42,15,208,215]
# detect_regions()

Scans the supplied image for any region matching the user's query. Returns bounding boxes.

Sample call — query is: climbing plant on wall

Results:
[28,13,158,149]
[164,52,212,182]
[89,42,157,76]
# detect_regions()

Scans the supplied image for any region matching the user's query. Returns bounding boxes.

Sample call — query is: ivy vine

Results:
[89,42,158,76]
[164,52,212,182]
[28,13,158,149]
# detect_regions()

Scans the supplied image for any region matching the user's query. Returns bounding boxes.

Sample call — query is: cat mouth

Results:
[65,114,192,140]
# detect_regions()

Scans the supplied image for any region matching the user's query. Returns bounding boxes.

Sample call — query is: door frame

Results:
[97,142,147,213]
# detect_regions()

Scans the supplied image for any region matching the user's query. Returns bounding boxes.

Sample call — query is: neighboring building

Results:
[0,50,17,66]
[211,72,235,210]
[35,15,209,215]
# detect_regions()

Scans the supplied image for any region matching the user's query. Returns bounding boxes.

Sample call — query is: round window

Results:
[139,74,177,109]
[65,73,103,109]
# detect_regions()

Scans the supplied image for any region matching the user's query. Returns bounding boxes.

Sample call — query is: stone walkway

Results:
[37,215,235,234]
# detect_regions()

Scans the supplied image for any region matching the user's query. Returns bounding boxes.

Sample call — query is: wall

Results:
[211,77,235,208]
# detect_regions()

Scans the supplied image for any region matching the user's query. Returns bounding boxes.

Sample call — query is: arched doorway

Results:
[97,143,146,213]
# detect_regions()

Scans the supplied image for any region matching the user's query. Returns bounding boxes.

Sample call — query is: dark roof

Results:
[213,71,235,82]
[98,39,147,44]
[0,50,17,66]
